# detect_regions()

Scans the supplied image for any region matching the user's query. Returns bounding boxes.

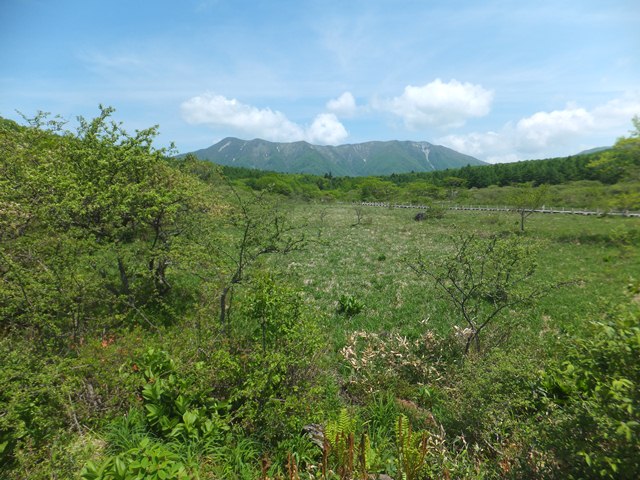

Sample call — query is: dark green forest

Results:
[1,109,639,479]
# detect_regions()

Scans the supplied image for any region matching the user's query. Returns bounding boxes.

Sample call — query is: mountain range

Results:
[183,137,486,176]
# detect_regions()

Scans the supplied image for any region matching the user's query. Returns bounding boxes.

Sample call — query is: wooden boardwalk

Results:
[347,202,640,218]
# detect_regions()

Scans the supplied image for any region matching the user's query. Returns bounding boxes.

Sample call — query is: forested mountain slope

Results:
[184,137,486,176]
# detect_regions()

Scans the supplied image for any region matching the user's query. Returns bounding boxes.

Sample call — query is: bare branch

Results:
[410,233,552,354]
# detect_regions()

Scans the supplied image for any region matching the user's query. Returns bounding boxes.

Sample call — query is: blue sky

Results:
[1,0,639,162]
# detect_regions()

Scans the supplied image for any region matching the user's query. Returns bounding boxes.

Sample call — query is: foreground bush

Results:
[539,289,640,478]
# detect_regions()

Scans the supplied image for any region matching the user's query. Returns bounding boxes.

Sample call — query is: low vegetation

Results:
[1,110,639,479]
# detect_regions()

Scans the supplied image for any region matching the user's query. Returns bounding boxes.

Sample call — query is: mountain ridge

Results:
[577,146,611,155]
[183,137,486,176]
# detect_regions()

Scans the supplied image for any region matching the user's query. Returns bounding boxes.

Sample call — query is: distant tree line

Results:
[382,153,604,188]
[216,150,609,187]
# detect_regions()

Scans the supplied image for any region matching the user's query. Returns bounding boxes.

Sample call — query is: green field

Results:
[268,203,636,337]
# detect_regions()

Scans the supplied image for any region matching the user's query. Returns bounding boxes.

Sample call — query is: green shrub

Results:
[424,205,446,219]
[539,296,640,478]
[136,348,230,447]
[81,437,191,480]
[437,347,547,477]
[337,294,365,317]
[0,337,80,475]
[81,347,232,478]
[232,274,331,445]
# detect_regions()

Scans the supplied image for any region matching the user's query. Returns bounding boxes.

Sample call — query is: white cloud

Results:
[307,113,349,144]
[592,96,640,129]
[439,94,640,163]
[441,131,504,158]
[514,107,594,152]
[180,93,348,145]
[181,93,303,141]
[326,92,357,117]
[379,79,494,129]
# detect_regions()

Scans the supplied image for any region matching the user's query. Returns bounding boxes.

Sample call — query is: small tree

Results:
[589,116,640,183]
[359,178,399,202]
[0,107,211,341]
[510,183,549,232]
[212,184,305,329]
[411,234,547,354]
[353,206,365,226]
[443,176,467,199]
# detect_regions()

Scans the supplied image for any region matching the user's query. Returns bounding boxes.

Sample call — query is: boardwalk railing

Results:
[342,202,640,218]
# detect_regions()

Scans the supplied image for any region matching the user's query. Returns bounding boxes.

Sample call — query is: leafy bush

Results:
[0,108,215,343]
[232,274,331,445]
[414,205,446,221]
[337,294,364,317]
[81,347,232,478]
[539,296,640,478]
[139,352,230,445]
[81,437,191,480]
[411,233,544,354]
[438,347,547,477]
[0,337,80,475]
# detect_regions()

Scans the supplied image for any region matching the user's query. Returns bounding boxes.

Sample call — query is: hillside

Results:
[577,146,611,155]
[184,137,486,176]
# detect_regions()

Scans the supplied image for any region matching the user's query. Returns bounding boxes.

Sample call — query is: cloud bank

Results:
[440,94,640,163]
[181,93,348,145]
[378,79,494,129]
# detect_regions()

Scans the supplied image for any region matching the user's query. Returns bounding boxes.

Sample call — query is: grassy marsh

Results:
[266,203,639,346]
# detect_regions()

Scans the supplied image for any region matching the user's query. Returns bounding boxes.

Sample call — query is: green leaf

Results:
[114,457,128,478]
[182,410,198,427]
[80,461,100,480]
